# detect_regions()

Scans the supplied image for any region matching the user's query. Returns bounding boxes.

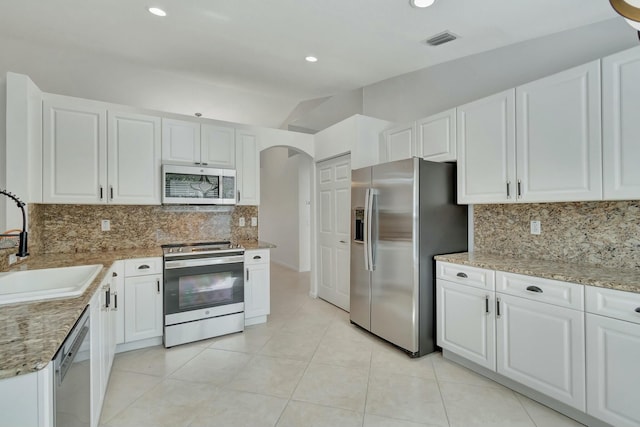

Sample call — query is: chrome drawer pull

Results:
[635,307,640,313]
[456,272,468,278]
[253,255,261,260]
[138,264,150,270]
[526,285,543,293]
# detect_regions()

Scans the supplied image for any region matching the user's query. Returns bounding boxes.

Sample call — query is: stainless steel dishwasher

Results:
[53,307,91,427]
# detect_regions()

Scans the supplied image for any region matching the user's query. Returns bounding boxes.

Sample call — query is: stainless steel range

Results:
[162,241,245,347]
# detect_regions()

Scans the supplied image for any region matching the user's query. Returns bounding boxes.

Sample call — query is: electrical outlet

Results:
[251,217,257,227]
[239,217,245,227]
[8,254,17,265]
[530,220,541,235]
[101,219,111,231]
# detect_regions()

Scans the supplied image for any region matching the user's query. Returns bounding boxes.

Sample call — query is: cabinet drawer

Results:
[496,272,584,310]
[436,262,495,290]
[124,257,163,277]
[586,286,640,325]
[244,249,270,266]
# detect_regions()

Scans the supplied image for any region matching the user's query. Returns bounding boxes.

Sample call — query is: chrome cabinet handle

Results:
[113,293,118,310]
[110,186,114,200]
[635,307,640,313]
[339,240,347,244]
[246,268,249,281]
[112,271,118,277]
[456,272,468,278]
[253,255,261,260]
[156,279,160,294]
[138,264,150,270]
[99,186,103,200]
[485,295,489,314]
[526,285,543,293]
[517,180,522,198]
[506,181,511,199]
[237,191,241,203]
[105,288,111,309]
[496,297,501,318]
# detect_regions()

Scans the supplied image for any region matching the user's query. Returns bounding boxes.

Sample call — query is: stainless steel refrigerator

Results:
[350,157,468,357]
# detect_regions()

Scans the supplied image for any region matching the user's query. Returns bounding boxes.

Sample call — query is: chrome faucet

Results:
[0,189,29,257]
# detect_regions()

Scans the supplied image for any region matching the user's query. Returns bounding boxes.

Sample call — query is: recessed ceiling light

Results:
[410,0,436,8]
[305,56,318,63]
[148,7,167,17]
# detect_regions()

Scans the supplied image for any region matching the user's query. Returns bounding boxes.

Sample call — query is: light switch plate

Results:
[239,217,245,227]
[251,217,257,227]
[101,219,111,231]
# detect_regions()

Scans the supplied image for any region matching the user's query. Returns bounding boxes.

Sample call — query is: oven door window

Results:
[165,262,243,314]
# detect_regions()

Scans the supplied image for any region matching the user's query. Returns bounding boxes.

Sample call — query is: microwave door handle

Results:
[363,188,370,271]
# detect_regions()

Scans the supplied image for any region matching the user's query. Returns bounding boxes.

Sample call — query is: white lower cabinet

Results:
[0,364,53,427]
[124,273,163,342]
[585,286,640,427]
[244,249,270,325]
[436,279,495,370]
[496,293,585,410]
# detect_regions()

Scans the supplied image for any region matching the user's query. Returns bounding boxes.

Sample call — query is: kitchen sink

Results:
[0,264,103,305]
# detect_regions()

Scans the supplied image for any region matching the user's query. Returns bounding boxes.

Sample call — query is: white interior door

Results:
[316,154,351,311]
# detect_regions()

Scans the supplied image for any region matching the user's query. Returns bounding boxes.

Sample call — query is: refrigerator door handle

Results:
[367,188,378,271]
[363,188,371,271]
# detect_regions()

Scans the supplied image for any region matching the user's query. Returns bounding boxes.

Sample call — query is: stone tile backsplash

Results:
[474,201,640,269]
[28,204,258,254]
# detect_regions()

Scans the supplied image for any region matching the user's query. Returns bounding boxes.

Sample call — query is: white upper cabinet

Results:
[382,122,416,163]
[516,60,602,202]
[235,129,260,205]
[162,119,236,168]
[457,90,516,204]
[458,61,602,204]
[161,118,201,164]
[201,124,236,168]
[416,108,457,162]
[108,111,161,204]
[602,46,640,200]
[43,95,107,204]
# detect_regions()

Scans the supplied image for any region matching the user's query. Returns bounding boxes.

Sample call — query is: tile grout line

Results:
[430,355,453,427]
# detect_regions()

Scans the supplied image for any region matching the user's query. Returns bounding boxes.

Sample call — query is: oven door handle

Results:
[164,255,245,269]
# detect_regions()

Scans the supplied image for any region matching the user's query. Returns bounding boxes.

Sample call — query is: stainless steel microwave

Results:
[162,164,236,205]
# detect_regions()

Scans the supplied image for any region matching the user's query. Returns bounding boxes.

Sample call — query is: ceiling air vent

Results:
[426,31,458,46]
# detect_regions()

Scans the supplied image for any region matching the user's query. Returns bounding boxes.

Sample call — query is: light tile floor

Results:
[100,263,584,427]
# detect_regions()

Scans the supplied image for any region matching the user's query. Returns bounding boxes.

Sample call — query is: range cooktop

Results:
[161,241,243,256]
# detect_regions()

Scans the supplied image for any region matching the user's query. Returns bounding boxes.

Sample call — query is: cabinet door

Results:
[457,90,516,204]
[245,263,270,319]
[516,61,602,202]
[111,262,125,346]
[436,280,495,370]
[496,293,585,410]
[602,46,640,200]
[201,124,235,168]
[586,313,640,427]
[99,284,111,397]
[124,274,163,342]
[161,118,201,164]
[235,129,260,205]
[383,123,415,162]
[417,109,456,162]
[42,95,107,204]
[108,112,161,204]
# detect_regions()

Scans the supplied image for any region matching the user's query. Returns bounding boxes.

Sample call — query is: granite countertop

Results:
[435,252,640,294]
[239,240,276,250]
[0,247,162,380]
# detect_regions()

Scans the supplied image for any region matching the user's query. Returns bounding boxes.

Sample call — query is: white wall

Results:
[259,147,312,271]
[362,18,637,123]
[0,36,298,129]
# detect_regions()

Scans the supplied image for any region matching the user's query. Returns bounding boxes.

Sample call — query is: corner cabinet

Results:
[244,249,270,325]
[43,94,161,205]
[457,61,602,204]
[602,46,640,200]
[235,129,260,205]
